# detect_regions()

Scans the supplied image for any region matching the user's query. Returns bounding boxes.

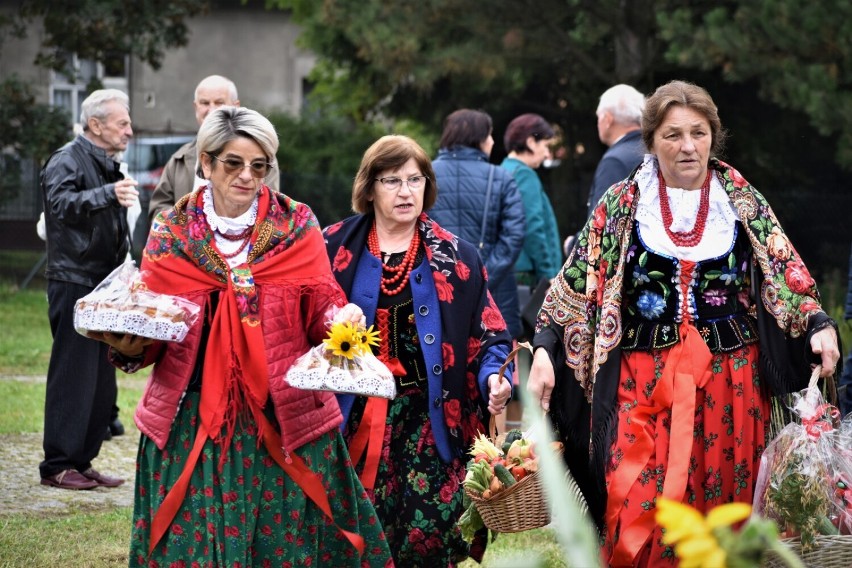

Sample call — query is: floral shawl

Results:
[538,157,828,403]
[536,157,835,529]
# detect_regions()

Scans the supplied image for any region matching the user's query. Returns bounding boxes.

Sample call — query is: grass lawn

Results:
[0,251,579,567]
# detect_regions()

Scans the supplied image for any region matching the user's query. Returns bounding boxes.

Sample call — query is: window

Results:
[49,52,129,128]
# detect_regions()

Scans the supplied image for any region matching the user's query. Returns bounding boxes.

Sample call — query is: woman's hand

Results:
[333,303,366,327]
[527,347,556,411]
[87,331,153,357]
[810,326,841,377]
[487,373,512,415]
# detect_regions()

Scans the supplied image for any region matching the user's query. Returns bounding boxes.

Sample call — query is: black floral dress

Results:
[343,250,471,567]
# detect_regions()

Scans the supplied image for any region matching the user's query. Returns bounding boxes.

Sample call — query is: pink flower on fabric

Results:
[785,260,815,294]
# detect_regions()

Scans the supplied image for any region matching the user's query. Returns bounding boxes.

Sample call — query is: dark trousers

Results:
[40,280,117,478]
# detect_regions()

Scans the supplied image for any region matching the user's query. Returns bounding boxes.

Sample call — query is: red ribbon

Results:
[348,397,389,490]
[608,260,713,565]
[802,403,838,439]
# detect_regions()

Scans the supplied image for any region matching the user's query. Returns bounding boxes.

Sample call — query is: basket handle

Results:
[807,365,822,391]
[490,341,535,439]
[496,340,533,384]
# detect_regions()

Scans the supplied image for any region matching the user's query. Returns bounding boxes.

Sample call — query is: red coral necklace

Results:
[657,168,712,247]
[216,226,253,260]
[367,223,420,296]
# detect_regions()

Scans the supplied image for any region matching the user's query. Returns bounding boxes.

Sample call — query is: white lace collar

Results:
[634,155,740,260]
[202,185,258,234]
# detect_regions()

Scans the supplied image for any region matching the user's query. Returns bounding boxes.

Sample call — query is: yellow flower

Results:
[323,322,360,359]
[656,499,751,568]
[657,499,706,544]
[357,325,381,350]
[706,502,751,529]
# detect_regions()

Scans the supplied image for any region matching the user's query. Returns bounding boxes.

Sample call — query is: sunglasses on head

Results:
[208,154,273,178]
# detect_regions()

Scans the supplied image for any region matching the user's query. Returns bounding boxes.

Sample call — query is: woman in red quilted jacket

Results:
[91,107,393,567]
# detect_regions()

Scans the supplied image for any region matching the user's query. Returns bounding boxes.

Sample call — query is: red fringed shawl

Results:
[140,187,365,556]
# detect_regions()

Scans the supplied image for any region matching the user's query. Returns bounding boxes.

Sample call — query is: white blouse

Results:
[634,155,740,261]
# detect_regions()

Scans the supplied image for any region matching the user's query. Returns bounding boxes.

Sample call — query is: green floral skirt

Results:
[129,391,393,567]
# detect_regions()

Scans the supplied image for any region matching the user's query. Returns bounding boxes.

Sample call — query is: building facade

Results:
[0,2,314,249]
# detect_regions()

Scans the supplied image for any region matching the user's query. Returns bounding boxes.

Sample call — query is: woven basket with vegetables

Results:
[458,421,569,535]
[457,343,588,538]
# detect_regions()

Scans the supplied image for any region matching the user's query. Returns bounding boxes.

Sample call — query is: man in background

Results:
[585,84,646,218]
[564,84,646,258]
[39,89,137,490]
[148,74,279,222]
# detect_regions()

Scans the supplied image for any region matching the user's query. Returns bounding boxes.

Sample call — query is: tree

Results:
[657,1,852,169]
[273,0,660,127]
[270,0,851,290]
[0,75,71,205]
[0,0,209,75]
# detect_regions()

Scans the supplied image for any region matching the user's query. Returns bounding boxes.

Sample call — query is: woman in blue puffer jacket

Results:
[430,109,527,337]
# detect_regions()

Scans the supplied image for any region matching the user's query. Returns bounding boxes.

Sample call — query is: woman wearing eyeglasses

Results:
[323,135,514,566]
[91,107,393,566]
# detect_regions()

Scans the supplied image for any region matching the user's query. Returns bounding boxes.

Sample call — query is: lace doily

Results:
[285,345,397,399]
[73,260,201,342]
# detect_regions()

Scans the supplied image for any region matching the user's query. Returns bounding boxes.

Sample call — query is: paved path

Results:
[0,375,138,516]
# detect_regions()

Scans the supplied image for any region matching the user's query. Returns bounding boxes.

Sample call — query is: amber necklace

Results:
[657,168,712,247]
[367,223,420,296]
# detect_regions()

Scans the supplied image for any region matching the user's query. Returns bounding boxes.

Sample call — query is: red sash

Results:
[606,260,713,565]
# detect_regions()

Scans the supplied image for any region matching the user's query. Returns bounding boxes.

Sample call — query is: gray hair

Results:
[196,106,278,175]
[80,89,130,131]
[194,75,239,102]
[597,84,645,127]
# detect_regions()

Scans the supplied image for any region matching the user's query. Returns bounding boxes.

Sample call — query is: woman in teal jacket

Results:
[500,113,562,287]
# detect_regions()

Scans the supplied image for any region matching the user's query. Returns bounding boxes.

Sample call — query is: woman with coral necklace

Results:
[526,81,840,567]
[323,135,514,566]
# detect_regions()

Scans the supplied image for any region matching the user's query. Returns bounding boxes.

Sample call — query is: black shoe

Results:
[109,418,125,437]
[103,426,112,441]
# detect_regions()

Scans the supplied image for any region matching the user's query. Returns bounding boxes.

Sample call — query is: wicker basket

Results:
[463,343,584,532]
[466,467,552,533]
[762,535,852,568]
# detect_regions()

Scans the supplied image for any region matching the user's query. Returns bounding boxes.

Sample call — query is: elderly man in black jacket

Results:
[39,89,137,490]
[585,84,646,219]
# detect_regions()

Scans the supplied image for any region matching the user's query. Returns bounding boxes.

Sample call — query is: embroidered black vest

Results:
[620,222,758,353]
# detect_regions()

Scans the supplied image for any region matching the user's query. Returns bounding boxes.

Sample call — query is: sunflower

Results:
[654,499,805,568]
[323,322,360,359]
[358,325,381,350]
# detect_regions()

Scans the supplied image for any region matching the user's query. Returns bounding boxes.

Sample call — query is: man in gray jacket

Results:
[148,75,279,222]
[39,89,136,490]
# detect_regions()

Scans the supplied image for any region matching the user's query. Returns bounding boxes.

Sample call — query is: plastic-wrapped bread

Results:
[73,260,201,342]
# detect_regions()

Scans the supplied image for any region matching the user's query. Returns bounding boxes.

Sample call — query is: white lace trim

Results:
[634,155,740,261]
[202,186,258,267]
